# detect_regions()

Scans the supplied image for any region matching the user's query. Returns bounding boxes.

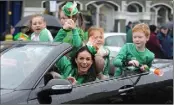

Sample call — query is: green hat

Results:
[62,2,78,17]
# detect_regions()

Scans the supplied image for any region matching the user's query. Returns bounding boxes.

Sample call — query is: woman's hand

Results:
[128,60,139,67]
[67,76,77,85]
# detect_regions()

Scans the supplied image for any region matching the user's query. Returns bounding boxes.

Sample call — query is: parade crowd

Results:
[0,1,173,85]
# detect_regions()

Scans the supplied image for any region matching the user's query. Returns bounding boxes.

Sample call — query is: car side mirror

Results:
[38,79,72,96]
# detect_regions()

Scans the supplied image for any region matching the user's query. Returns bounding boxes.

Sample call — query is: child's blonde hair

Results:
[88,27,104,38]
[132,23,150,38]
[30,14,46,25]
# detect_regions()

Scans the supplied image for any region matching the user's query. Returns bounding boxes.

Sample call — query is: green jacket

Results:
[54,28,85,47]
[14,32,30,41]
[113,43,154,76]
[54,28,85,57]
[56,56,96,84]
[31,28,53,42]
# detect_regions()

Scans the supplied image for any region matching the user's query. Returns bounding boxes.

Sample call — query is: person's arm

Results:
[72,28,82,47]
[113,44,128,67]
[39,29,50,42]
[55,56,72,78]
[54,29,66,42]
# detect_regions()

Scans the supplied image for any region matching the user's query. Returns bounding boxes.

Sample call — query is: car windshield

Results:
[104,35,126,47]
[1,44,55,89]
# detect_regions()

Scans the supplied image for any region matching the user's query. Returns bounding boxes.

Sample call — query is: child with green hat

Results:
[54,1,86,50]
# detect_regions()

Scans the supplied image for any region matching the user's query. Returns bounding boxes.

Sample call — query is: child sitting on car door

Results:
[54,1,87,58]
[30,14,53,42]
[113,23,154,77]
[87,27,110,80]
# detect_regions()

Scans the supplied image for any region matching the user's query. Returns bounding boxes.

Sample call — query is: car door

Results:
[28,75,136,104]
[27,43,135,104]
[123,59,173,104]
[51,77,129,104]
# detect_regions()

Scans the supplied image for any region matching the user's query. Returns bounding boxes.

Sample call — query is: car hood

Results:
[0,89,14,95]
[0,89,30,104]
[152,59,173,68]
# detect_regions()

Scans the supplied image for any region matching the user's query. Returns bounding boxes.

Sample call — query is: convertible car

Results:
[0,41,173,104]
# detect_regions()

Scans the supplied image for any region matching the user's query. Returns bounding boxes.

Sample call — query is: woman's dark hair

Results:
[149,25,157,33]
[71,46,97,83]
[71,46,94,67]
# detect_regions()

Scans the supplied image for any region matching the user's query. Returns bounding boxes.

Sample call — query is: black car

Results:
[0,41,173,104]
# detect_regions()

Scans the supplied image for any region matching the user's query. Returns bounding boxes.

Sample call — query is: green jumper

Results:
[31,28,53,42]
[56,56,96,84]
[54,28,85,57]
[113,43,154,76]
[54,28,85,47]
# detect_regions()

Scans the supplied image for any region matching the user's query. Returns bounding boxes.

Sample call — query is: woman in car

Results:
[55,45,98,85]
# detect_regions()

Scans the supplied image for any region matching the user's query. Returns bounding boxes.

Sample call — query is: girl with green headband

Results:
[55,45,98,85]
[54,2,87,52]
[87,27,110,80]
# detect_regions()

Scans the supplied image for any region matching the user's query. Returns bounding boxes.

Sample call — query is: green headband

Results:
[86,45,97,55]
[62,2,78,17]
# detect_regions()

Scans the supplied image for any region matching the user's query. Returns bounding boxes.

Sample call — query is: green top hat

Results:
[62,2,78,17]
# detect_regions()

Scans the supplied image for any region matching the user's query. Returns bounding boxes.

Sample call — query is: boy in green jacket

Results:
[113,23,154,76]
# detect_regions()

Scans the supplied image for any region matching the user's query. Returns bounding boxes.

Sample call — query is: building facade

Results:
[23,0,173,33]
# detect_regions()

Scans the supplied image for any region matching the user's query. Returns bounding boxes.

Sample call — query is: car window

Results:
[1,44,55,89]
[36,49,74,88]
[104,35,126,47]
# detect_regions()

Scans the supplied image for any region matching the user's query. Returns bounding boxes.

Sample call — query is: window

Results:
[105,35,126,47]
